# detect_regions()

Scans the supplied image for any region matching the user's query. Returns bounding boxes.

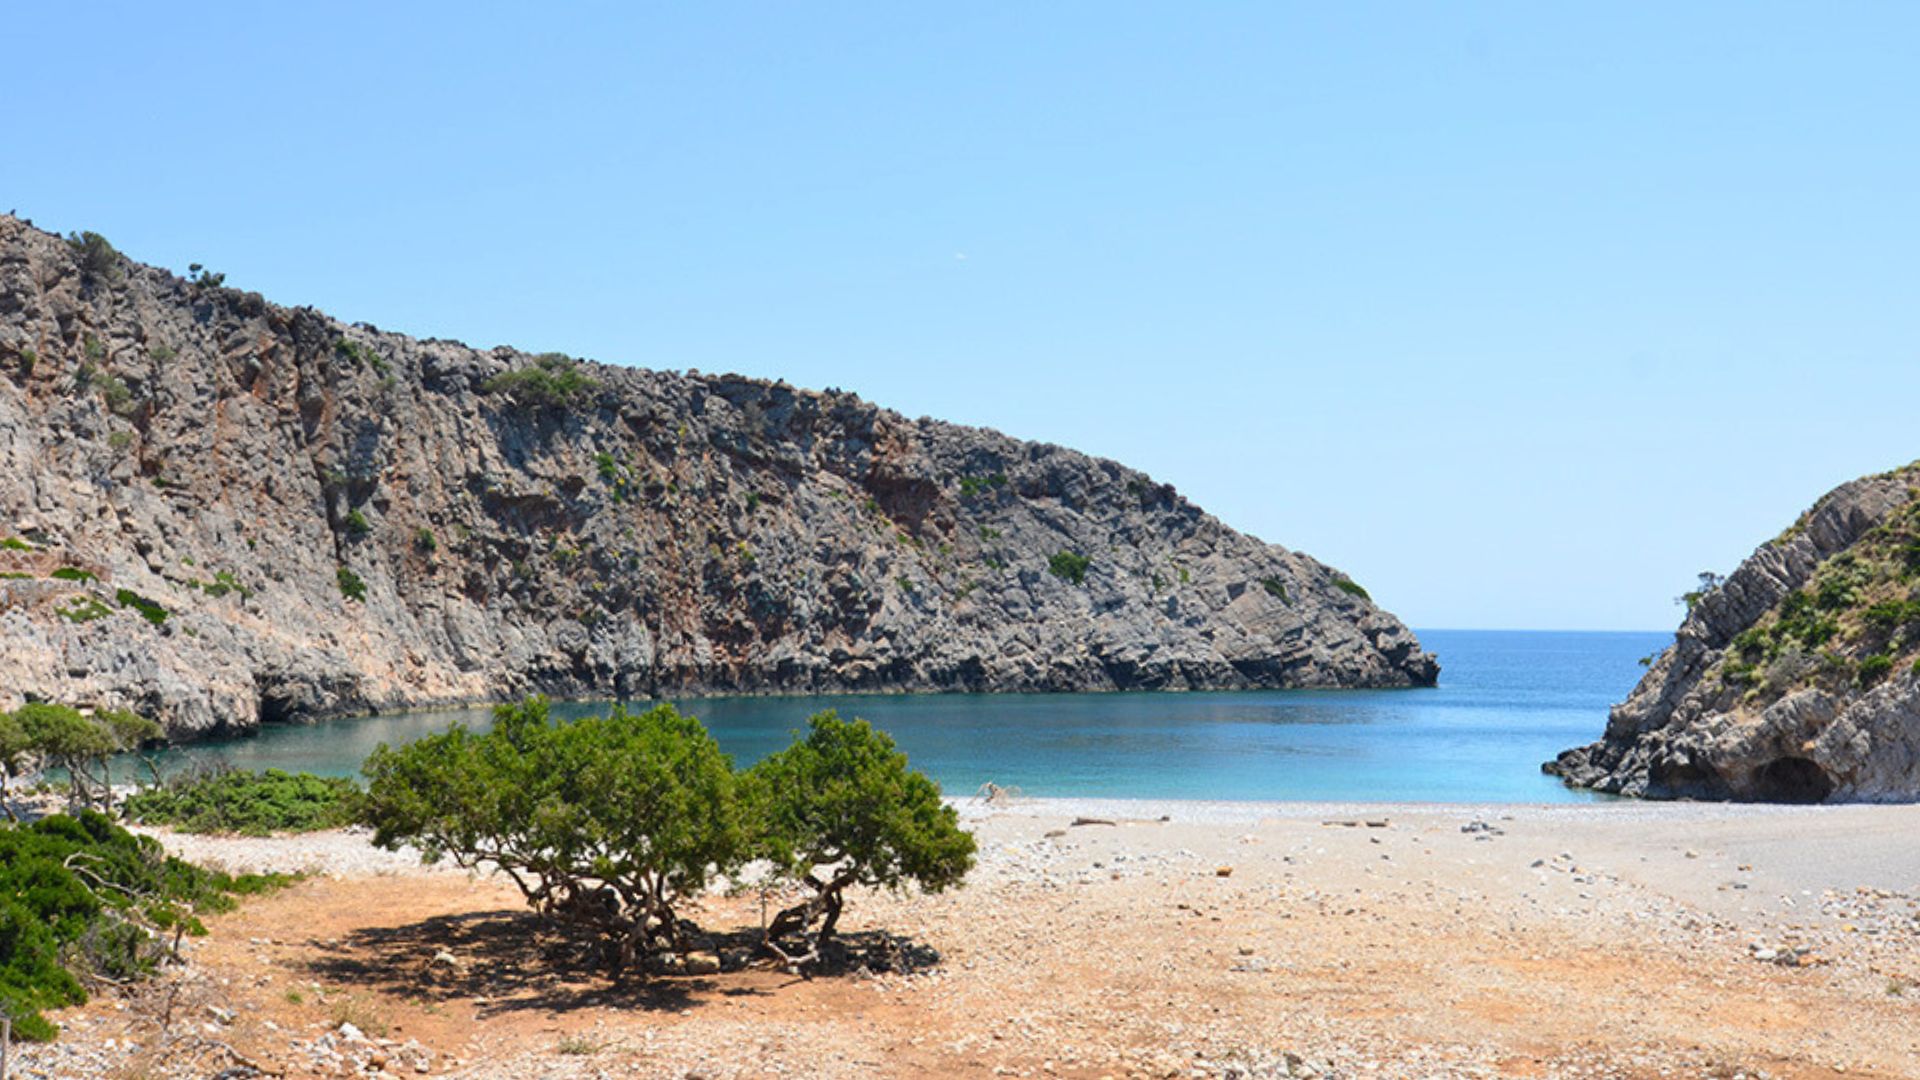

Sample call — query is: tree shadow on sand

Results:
[299,907,942,1019]
[301,907,721,1017]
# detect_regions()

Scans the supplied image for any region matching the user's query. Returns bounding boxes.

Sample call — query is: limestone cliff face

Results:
[0,217,1436,740]
[1549,465,1920,802]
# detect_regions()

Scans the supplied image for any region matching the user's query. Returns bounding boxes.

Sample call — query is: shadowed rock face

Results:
[1548,465,1920,802]
[0,217,1436,740]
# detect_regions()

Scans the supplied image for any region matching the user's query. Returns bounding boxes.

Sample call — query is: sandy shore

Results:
[19,797,1920,1079]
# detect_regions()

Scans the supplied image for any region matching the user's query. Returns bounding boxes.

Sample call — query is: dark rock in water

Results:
[0,215,1436,739]
[1548,463,1920,802]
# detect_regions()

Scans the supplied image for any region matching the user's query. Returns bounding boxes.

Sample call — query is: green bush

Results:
[1333,578,1371,600]
[124,768,360,835]
[1858,653,1895,687]
[1260,576,1290,603]
[742,712,974,948]
[66,231,123,285]
[55,596,112,624]
[1048,550,1090,585]
[414,527,438,552]
[190,570,251,600]
[482,353,599,409]
[115,588,170,626]
[49,566,97,583]
[334,339,389,375]
[361,698,742,972]
[337,566,368,602]
[957,473,1007,498]
[0,811,292,1040]
[343,508,372,536]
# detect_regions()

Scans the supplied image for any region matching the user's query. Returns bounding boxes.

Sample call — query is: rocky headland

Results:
[1550,463,1920,801]
[0,217,1435,740]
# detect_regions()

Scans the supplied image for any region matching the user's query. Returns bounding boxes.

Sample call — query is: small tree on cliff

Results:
[360,697,742,973]
[742,712,975,952]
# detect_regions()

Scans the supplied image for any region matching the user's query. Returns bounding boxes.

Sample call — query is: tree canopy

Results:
[361,697,742,971]
[360,698,973,976]
[743,711,976,946]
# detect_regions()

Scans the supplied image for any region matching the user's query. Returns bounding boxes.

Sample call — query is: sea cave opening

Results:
[1749,756,1835,803]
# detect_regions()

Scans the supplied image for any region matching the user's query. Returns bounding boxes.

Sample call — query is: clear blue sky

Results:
[9,3,1918,631]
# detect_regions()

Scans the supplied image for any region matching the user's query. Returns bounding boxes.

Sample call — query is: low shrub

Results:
[1858,653,1895,687]
[49,567,97,583]
[1048,550,1090,585]
[55,596,112,624]
[337,566,367,602]
[124,767,361,835]
[1333,577,1371,600]
[66,231,123,285]
[115,588,170,626]
[1260,576,1289,603]
[0,811,292,1040]
[482,353,598,408]
[343,509,372,537]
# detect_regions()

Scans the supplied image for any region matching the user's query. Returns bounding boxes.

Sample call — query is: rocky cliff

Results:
[0,216,1436,740]
[1549,464,1920,802]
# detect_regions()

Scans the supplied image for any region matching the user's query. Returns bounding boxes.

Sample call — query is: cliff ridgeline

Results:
[0,217,1436,740]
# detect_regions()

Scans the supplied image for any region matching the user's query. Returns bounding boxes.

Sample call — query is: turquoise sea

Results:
[129,629,1664,803]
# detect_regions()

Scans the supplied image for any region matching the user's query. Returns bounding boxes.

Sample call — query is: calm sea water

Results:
[125,629,1663,803]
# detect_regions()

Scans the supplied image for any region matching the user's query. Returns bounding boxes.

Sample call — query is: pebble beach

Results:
[14,796,1920,1079]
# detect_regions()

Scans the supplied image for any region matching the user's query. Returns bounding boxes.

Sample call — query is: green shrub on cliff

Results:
[66,231,123,285]
[124,767,361,835]
[114,588,169,626]
[483,353,598,408]
[1333,577,1371,600]
[1048,550,1090,585]
[1858,653,1895,686]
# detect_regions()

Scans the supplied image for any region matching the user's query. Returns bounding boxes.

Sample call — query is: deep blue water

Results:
[127,629,1664,803]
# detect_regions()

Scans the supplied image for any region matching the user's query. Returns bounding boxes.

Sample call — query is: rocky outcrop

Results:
[1548,464,1920,802]
[0,217,1436,740]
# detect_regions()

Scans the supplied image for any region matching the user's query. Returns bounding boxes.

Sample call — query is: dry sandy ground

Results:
[16,799,1920,1079]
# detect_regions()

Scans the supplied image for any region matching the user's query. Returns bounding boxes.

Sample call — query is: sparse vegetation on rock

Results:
[1552,461,1920,801]
[0,214,1436,740]
[482,352,599,408]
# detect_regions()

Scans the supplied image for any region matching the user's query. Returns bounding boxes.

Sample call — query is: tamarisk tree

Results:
[743,712,975,949]
[360,697,742,973]
[6,704,159,811]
